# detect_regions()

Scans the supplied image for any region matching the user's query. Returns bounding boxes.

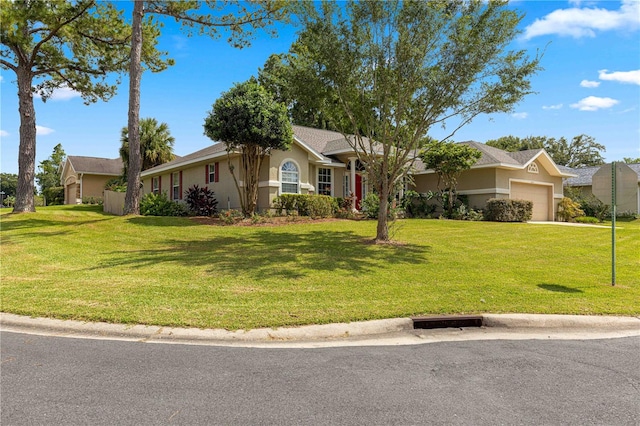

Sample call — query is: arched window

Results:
[281,161,299,194]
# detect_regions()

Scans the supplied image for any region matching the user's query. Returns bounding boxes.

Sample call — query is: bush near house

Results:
[140,192,189,217]
[556,197,584,222]
[82,196,103,205]
[273,194,336,218]
[484,198,533,222]
[184,185,218,217]
[401,190,437,218]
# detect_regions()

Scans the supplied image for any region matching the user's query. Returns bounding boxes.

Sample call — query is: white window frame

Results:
[152,177,160,194]
[208,163,216,184]
[317,168,332,196]
[172,172,180,200]
[343,175,350,197]
[280,160,300,194]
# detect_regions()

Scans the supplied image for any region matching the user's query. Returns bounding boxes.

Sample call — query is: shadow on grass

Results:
[126,216,201,227]
[538,284,584,293]
[99,229,430,280]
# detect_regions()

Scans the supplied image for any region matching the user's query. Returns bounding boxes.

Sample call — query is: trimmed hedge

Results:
[273,194,337,218]
[484,198,533,222]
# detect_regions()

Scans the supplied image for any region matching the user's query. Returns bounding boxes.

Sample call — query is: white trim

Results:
[258,180,281,188]
[554,193,564,199]
[301,183,314,191]
[141,148,231,177]
[457,188,510,196]
[279,158,301,194]
[510,178,554,188]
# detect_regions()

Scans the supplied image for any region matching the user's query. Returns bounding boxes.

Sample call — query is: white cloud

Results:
[523,0,640,40]
[512,112,528,119]
[598,69,640,85]
[542,104,563,110]
[36,125,55,135]
[570,96,619,111]
[580,79,600,88]
[0,130,8,137]
[34,85,81,101]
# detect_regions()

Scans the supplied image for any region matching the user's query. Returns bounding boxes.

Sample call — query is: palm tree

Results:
[120,118,176,176]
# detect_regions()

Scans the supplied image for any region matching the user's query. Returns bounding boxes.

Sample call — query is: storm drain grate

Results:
[411,315,483,329]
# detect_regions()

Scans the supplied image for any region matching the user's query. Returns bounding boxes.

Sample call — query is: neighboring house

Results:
[413,142,574,221]
[60,156,123,204]
[565,163,640,214]
[140,126,573,220]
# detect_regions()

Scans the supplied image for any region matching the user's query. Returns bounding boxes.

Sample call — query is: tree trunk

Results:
[124,0,144,215]
[13,67,36,213]
[376,179,390,242]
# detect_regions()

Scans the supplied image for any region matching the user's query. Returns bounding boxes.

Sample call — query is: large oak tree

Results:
[486,134,606,168]
[286,0,541,242]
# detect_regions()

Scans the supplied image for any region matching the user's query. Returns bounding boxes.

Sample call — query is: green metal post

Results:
[611,162,616,286]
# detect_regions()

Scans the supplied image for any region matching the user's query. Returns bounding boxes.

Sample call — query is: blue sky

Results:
[1,0,639,175]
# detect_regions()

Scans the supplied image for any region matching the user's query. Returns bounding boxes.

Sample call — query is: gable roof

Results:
[141,143,228,176]
[413,141,574,178]
[565,163,640,186]
[63,156,123,176]
[142,126,358,177]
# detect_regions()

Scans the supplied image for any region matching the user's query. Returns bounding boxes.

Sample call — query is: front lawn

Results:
[1,205,638,330]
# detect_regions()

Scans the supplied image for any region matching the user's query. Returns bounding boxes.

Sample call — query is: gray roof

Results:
[66,156,123,175]
[292,125,346,153]
[413,141,561,174]
[565,163,640,186]
[141,143,227,176]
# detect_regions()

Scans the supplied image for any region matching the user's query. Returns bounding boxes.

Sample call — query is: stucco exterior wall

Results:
[268,144,311,193]
[81,175,111,200]
[143,157,243,211]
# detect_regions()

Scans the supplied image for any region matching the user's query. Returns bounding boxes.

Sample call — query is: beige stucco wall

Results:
[412,160,563,214]
[143,157,243,210]
[82,175,112,200]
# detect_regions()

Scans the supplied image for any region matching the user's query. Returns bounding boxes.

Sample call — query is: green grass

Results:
[1,205,638,330]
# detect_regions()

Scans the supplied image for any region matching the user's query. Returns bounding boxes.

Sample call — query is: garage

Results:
[510,181,552,221]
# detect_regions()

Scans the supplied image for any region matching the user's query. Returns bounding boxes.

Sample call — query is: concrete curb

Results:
[481,313,640,329]
[3,312,640,345]
[0,313,415,343]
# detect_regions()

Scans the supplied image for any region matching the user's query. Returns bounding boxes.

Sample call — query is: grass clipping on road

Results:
[1,205,638,330]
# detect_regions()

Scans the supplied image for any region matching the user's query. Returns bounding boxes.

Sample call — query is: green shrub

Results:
[564,188,609,222]
[556,197,584,222]
[616,210,639,219]
[575,216,599,224]
[401,190,436,218]
[359,193,380,219]
[42,186,64,206]
[273,194,335,218]
[140,192,189,217]
[82,196,103,205]
[184,185,218,216]
[484,198,533,222]
[104,177,127,192]
[3,195,16,207]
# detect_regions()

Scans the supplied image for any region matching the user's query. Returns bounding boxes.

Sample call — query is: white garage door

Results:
[511,182,551,221]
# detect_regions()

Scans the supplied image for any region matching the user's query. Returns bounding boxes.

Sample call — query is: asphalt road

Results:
[1,332,639,425]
